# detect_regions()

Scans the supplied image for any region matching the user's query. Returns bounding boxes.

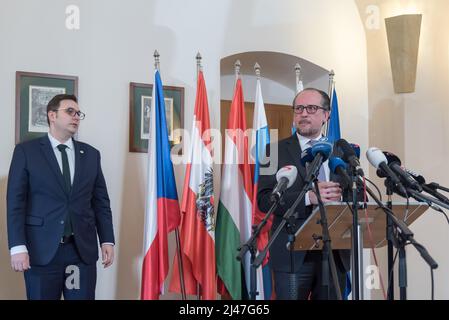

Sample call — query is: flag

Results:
[216,78,253,300]
[169,71,216,299]
[250,77,272,300]
[141,70,181,300]
[326,88,341,143]
[326,87,351,299]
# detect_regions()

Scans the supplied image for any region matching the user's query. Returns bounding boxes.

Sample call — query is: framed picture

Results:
[129,82,184,153]
[15,71,78,144]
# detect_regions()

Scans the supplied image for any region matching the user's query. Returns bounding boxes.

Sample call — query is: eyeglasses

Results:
[54,107,86,120]
[292,105,327,115]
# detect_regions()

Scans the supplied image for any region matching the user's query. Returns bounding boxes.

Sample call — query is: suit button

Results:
[60,220,64,224]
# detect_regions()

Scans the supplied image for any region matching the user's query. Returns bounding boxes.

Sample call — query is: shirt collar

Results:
[296,133,323,150]
[48,132,74,151]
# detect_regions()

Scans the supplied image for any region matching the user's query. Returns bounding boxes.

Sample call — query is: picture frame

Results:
[15,71,78,144]
[129,82,184,153]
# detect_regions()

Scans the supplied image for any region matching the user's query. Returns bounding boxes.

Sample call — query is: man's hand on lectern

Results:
[309,181,342,204]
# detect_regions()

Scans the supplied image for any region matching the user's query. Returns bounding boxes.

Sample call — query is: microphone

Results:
[302,141,333,183]
[350,143,361,159]
[366,147,408,196]
[311,141,333,161]
[406,168,449,204]
[405,168,426,185]
[336,139,364,176]
[328,156,351,189]
[270,165,298,202]
[427,182,449,193]
[383,151,423,192]
[300,147,314,166]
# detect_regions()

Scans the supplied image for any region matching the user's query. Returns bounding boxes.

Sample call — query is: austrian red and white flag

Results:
[169,71,216,299]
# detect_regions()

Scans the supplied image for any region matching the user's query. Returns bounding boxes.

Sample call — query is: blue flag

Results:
[326,88,352,299]
[326,89,341,143]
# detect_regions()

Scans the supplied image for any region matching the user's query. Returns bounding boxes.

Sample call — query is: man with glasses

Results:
[7,94,115,299]
[257,88,350,300]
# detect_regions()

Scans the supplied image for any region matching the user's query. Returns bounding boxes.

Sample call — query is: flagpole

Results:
[154,49,160,71]
[195,51,203,300]
[235,59,241,83]
[154,50,187,300]
[325,69,335,136]
[295,63,302,94]
[196,52,202,77]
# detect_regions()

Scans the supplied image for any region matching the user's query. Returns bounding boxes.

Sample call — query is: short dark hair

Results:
[46,94,78,125]
[292,88,330,111]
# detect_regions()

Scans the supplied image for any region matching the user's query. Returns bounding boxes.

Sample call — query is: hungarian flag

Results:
[216,78,253,300]
[250,77,271,300]
[141,70,180,300]
[169,71,216,299]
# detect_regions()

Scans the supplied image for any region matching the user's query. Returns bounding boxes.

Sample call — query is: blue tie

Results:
[308,140,326,181]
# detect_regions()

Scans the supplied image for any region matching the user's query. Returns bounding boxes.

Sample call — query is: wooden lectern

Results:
[289,202,429,251]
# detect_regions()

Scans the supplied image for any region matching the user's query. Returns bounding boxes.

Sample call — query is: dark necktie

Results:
[308,140,327,181]
[57,144,73,236]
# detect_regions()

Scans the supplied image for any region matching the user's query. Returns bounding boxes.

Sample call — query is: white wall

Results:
[0,0,368,299]
[356,0,449,300]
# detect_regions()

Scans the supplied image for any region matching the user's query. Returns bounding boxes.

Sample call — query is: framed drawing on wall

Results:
[129,82,184,153]
[15,71,78,144]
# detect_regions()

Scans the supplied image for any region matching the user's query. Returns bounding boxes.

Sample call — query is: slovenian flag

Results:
[141,70,180,300]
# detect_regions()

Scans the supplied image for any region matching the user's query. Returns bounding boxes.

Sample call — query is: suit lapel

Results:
[285,134,306,180]
[40,136,67,194]
[72,139,82,195]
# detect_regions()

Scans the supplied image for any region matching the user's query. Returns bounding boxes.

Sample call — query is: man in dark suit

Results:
[7,94,115,300]
[257,88,350,300]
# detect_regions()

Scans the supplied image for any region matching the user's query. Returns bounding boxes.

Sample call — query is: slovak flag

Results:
[141,70,180,300]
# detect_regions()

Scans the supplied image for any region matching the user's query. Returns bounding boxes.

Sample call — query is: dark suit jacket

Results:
[7,135,115,266]
[257,134,351,273]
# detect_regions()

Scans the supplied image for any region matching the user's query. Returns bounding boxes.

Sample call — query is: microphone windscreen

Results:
[311,141,333,161]
[383,151,401,166]
[300,147,314,166]
[328,156,347,174]
[275,165,298,188]
[336,139,356,162]
[366,147,387,169]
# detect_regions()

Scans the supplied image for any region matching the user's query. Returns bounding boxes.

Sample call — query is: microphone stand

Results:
[363,181,438,300]
[254,154,342,300]
[384,178,408,300]
[313,177,342,300]
[237,200,281,300]
[348,167,363,300]
[384,178,396,300]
